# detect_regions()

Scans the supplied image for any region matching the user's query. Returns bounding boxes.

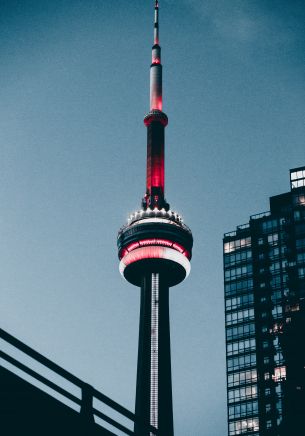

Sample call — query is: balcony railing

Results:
[0,328,159,436]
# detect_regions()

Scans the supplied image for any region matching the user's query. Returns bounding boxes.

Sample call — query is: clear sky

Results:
[0,0,304,435]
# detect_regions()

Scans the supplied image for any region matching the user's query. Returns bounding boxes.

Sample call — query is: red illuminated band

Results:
[120,238,190,260]
[119,246,191,279]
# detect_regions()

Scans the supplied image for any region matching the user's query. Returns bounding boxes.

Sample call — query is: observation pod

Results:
[117,2,193,435]
[118,209,193,287]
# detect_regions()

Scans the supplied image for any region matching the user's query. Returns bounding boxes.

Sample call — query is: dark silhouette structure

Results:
[0,328,158,436]
[223,166,305,436]
[117,2,193,435]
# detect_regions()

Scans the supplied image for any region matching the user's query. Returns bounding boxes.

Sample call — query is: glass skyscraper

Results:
[223,166,305,436]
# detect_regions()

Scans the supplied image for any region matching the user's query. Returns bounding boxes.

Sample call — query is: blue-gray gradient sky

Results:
[1,0,304,434]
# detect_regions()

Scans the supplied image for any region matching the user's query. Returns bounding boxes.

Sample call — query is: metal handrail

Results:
[250,210,271,220]
[0,328,159,435]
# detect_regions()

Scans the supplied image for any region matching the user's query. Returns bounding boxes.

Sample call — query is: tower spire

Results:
[154,0,159,45]
[150,0,162,111]
[143,0,168,210]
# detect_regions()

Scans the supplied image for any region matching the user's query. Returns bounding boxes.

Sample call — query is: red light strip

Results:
[120,238,190,259]
[119,246,191,280]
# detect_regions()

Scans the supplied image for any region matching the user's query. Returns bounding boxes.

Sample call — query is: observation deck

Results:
[118,208,193,287]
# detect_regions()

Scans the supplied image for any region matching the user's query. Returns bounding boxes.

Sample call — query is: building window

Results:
[227,338,256,356]
[293,194,305,205]
[262,340,269,348]
[272,305,283,318]
[275,384,283,395]
[271,290,282,303]
[225,265,253,281]
[228,385,257,404]
[298,267,305,278]
[273,366,286,382]
[297,252,305,264]
[225,279,253,297]
[224,249,252,266]
[224,237,251,253]
[226,323,255,340]
[285,303,300,313]
[227,353,257,371]
[226,308,255,325]
[268,233,278,245]
[227,369,257,387]
[269,262,280,273]
[272,323,283,334]
[229,401,258,419]
[262,219,278,233]
[225,294,254,310]
[290,169,305,182]
[295,222,305,235]
[269,247,279,258]
[266,420,272,429]
[296,238,305,249]
[276,399,283,413]
[229,418,259,435]
[270,274,281,289]
[274,352,283,365]
[273,336,279,346]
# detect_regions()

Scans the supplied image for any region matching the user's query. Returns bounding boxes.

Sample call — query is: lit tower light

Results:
[117,1,193,435]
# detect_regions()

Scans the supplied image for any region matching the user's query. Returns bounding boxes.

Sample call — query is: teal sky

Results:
[0,1,304,435]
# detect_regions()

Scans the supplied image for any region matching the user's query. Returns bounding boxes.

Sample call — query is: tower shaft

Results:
[145,121,165,209]
[135,272,174,436]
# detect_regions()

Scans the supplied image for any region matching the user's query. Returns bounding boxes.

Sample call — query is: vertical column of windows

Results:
[254,217,291,433]
[224,236,259,433]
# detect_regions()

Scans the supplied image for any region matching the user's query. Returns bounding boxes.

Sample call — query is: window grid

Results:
[226,294,254,311]
[224,237,251,254]
[226,323,255,341]
[227,338,256,356]
[227,353,257,372]
[224,249,252,266]
[229,400,258,419]
[226,308,255,326]
[225,279,253,297]
[225,265,253,281]
[227,370,257,388]
[229,417,259,435]
[228,385,257,404]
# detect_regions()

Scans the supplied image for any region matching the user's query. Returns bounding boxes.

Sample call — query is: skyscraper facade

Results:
[117,2,193,435]
[223,166,305,436]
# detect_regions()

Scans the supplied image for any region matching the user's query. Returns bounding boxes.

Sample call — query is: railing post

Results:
[80,383,95,424]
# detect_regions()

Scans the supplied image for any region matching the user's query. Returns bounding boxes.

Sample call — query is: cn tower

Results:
[117,2,193,435]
